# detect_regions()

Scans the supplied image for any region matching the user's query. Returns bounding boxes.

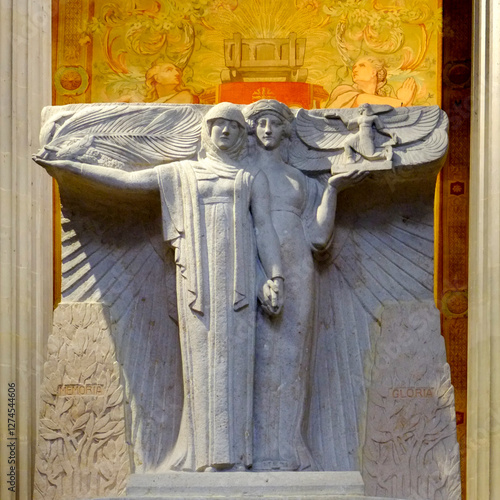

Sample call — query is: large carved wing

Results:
[40,103,202,169]
[290,106,448,173]
[290,109,353,171]
[306,176,436,471]
[40,103,202,472]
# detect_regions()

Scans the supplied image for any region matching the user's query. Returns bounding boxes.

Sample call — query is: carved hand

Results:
[328,170,369,192]
[260,277,284,316]
[32,155,61,176]
[32,156,80,177]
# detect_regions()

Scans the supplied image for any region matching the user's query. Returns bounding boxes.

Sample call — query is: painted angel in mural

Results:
[33,100,448,476]
[325,56,417,109]
[117,59,199,104]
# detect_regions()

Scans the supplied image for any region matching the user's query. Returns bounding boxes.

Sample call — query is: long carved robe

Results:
[156,159,261,471]
[253,173,324,471]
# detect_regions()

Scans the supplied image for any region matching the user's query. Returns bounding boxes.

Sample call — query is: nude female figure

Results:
[243,100,366,471]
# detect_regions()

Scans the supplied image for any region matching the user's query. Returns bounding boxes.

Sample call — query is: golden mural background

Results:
[52,0,441,108]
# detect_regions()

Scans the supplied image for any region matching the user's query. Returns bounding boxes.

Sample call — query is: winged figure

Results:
[293,103,449,174]
[33,101,451,500]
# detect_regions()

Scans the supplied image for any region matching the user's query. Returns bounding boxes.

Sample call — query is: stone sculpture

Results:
[243,100,366,471]
[35,102,288,473]
[293,102,448,173]
[32,100,456,500]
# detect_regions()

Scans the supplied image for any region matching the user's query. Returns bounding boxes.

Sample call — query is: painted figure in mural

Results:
[243,100,366,471]
[144,60,199,104]
[119,59,199,104]
[34,102,284,472]
[325,56,417,109]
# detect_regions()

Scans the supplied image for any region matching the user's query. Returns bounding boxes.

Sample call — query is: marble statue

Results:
[242,100,366,471]
[32,100,457,500]
[292,102,448,174]
[35,102,286,473]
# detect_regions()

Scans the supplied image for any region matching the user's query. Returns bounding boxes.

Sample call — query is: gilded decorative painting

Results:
[52,0,442,109]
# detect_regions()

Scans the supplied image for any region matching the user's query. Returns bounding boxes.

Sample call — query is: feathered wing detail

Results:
[288,138,343,171]
[394,128,449,167]
[307,185,435,471]
[60,207,182,471]
[295,108,351,150]
[379,105,441,144]
[291,106,448,173]
[42,104,202,168]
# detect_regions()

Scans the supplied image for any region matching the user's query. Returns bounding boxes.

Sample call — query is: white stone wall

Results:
[0,1,52,499]
[468,0,500,497]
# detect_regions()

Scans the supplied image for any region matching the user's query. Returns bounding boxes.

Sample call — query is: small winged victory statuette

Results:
[293,103,448,175]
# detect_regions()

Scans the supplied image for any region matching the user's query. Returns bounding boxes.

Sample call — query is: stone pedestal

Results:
[91,472,407,500]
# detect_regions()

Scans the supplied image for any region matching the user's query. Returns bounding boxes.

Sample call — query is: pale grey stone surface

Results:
[89,471,407,499]
[33,101,453,500]
[34,303,130,500]
[363,301,461,500]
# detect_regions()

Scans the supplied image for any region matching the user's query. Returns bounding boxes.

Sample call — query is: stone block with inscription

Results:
[34,303,130,500]
[363,302,461,500]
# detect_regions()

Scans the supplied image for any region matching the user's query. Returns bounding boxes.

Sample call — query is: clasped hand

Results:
[260,277,284,316]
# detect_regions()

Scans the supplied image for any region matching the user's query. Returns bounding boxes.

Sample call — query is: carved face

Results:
[352,58,377,84]
[154,64,182,86]
[210,118,242,150]
[255,114,285,150]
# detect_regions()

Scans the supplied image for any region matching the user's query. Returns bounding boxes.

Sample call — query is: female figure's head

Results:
[352,56,387,95]
[243,100,294,142]
[145,60,183,102]
[201,103,248,162]
[243,100,294,162]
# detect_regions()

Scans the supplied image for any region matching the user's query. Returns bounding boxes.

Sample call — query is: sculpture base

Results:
[90,471,406,499]
[332,160,392,174]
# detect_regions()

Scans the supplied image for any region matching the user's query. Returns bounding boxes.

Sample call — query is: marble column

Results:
[468,0,500,497]
[0,1,52,499]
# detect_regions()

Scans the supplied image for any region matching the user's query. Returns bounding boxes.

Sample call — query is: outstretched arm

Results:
[33,156,159,193]
[250,172,284,315]
[310,170,368,249]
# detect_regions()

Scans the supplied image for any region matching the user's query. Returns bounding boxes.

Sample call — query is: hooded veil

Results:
[155,103,262,471]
